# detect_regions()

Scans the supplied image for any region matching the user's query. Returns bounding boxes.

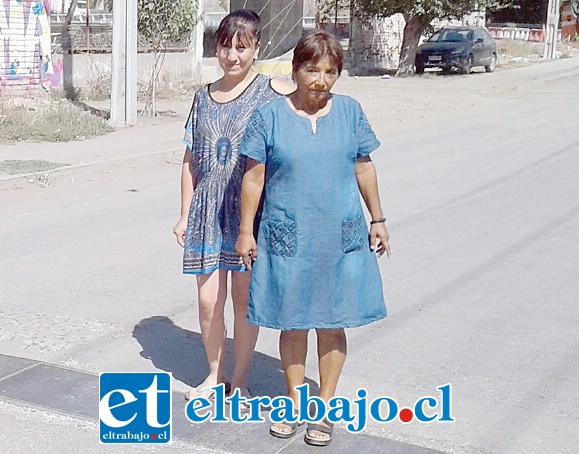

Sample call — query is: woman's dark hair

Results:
[216,9,261,48]
[292,31,343,76]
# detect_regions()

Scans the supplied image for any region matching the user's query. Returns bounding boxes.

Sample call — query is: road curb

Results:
[0,147,183,182]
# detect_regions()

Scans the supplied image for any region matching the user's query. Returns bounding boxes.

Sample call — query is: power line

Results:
[261,0,296,30]
[261,0,297,57]
[263,16,302,59]
[258,0,272,16]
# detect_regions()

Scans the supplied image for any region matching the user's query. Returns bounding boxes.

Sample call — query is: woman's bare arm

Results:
[236,159,266,267]
[355,156,391,258]
[172,147,195,247]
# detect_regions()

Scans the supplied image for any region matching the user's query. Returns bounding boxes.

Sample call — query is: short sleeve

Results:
[239,110,268,164]
[355,103,381,158]
[183,92,199,149]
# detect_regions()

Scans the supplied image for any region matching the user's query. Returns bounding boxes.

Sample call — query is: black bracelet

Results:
[370,217,387,225]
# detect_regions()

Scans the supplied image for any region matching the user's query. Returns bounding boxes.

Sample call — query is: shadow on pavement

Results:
[132,315,319,400]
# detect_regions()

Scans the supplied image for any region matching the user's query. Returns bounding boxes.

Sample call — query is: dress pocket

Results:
[342,217,366,253]
[266,220,297,257]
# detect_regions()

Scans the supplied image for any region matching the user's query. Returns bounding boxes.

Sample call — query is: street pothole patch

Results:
[0,159,70,175]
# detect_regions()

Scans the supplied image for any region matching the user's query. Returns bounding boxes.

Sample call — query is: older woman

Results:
[235,31,390,446]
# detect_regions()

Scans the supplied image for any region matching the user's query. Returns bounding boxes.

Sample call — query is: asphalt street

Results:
[1,56,578,453]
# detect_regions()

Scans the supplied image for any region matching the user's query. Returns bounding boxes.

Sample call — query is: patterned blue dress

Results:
[183,74,281,274]
[239,95,387,330]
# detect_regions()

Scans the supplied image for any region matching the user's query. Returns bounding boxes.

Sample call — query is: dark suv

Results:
[415,26,497,75]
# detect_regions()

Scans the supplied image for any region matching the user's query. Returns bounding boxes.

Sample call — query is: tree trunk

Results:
[152,50,166,117]
[142,48,165,116]
[396,14,430,77]
[152,68,157,117]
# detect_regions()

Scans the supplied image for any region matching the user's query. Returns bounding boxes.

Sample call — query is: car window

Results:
[482,29,493,42]
[473,30,484,42]
[429,29,469,42]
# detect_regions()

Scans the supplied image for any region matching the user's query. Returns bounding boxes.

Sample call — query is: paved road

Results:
[1,57,578,453]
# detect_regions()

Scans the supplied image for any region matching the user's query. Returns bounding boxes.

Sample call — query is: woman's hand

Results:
[370,223,391,258]
[173,217,188,247]
[236,233,258,269]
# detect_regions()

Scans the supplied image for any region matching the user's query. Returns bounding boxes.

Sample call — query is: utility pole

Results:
[334,0,338,33]
[111,0,137,125]
[544,0,561,59]
[191,0,204,84]
[65,0,79,25]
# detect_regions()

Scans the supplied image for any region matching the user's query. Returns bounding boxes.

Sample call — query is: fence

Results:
[50,11,189,53]
[486,24,555,43]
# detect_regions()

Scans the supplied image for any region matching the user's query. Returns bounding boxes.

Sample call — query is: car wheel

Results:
[462,55,473,75]
[415,63,424,75]
[485,53,497,73]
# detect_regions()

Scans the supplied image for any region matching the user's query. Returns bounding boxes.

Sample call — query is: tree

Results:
[488,0,547,24]
[137,0,197,115]
[354,0,514,76]
[319,0,350,28]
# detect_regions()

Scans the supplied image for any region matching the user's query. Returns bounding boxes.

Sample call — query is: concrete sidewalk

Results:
[0,116,191,218]
[0,118,185,181]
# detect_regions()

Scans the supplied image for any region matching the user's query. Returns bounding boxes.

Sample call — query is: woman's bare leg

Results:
[271,330,308,435]
[310,328,347,442]
[193,269,228,395]
[316,328,347,401]
[229,270,259,394]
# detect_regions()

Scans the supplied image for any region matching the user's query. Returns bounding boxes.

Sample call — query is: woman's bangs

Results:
[309,45,339,69]
[218,22,256,48]
[235,26,257,48]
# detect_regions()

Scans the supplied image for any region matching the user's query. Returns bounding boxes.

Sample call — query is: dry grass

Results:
[496,39,579,64]
[0,100,113,143]
[0,159,69,175]
[137,74,200,103]
[496,39,544,60]
[82,70,113,101]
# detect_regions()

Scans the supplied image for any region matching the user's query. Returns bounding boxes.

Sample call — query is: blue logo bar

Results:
[99,372,172,444]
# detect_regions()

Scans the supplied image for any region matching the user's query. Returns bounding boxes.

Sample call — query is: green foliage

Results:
[137,0,197,50]
[320,0,351,19]
[355,0,515,21]
[488,0,547,24]
[137,0,197,115]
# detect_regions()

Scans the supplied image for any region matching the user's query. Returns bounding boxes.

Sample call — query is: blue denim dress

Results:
[239,95,387,330]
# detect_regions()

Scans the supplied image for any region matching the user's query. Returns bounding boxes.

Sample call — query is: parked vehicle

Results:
[415,26,497,75]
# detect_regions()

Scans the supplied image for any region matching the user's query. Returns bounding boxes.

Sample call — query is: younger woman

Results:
[173,9,291,402]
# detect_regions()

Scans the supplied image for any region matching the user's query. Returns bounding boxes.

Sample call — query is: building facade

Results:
[1,0,53,94]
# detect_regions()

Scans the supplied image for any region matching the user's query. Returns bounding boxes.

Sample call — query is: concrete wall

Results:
[349,13,406,73]
[48,51,295,95]
[49,51,202,92]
